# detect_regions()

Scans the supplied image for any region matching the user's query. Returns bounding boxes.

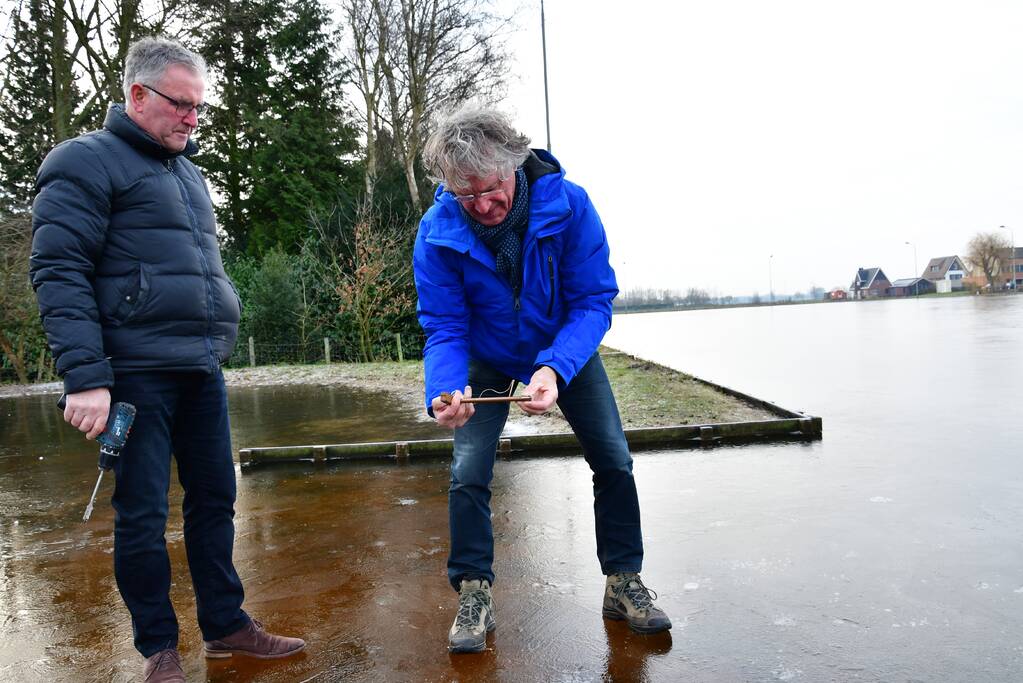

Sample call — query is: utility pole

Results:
[769,254,774,303]
[541,0,551,152]
[1000,225,1015,291]
[905,240,917,278]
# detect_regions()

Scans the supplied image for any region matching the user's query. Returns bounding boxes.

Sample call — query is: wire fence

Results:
[222,332,425,368]
[1,332,427,386]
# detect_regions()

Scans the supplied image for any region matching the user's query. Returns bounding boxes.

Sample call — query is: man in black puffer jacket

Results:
[30,37,303,681]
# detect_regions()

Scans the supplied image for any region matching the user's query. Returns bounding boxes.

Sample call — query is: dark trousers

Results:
[448,353,644,590]
[110,369,248,657]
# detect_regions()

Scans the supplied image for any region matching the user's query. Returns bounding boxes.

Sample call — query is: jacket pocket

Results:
[113,263,150,325]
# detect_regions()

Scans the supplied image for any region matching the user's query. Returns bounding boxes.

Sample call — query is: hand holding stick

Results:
[439,392,532,405]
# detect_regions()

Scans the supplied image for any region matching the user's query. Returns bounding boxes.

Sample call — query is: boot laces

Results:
[455,585,489,630]
[152,649,180,670]
[614,574,657,611]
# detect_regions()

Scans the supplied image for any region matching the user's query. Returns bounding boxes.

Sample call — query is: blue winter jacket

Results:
[30,105,241,394]
[413,150,618,410]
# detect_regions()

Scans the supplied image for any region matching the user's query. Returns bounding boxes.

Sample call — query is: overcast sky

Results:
[495,0,1023,296]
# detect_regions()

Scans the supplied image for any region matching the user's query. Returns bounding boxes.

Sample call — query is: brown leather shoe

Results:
[203,619,305,659]
[143,648,185,682]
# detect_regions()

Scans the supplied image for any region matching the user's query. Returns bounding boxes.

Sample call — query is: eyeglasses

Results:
[144,85,209,118]
[449,176,509,205]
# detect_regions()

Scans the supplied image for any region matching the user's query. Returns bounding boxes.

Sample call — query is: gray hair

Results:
[122,37,207,103]
[423,104,531,190]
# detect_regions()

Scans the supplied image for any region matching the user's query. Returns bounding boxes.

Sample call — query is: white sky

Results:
[496,0,1023,296]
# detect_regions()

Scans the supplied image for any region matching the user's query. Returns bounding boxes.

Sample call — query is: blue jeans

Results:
[447,353,643,590]
[110,370,249,657]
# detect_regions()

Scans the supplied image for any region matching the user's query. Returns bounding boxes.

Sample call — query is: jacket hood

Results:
[104,103,198,160]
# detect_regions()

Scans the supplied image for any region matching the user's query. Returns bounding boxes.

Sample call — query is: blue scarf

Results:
[464,167,530,297]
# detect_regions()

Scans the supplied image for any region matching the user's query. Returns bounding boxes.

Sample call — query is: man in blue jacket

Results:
[414,105,671,654]
[30,37,303,681]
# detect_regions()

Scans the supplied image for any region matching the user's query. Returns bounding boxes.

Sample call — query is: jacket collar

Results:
[425,149,571,255]
[104,104,198,160]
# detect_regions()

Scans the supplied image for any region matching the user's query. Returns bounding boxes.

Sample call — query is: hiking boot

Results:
[602,573,672,634]
[203,619,305,659]
[448,578,495,653]
[144,648,185,682]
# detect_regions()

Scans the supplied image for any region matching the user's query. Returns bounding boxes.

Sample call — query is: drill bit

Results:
[82,470,105,522]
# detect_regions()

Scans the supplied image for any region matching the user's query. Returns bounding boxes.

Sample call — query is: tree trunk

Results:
[112,0,141,101]
[0,336,30,384]
[49,0,73,142]
[363,98,378,203]
[401,150,421,212]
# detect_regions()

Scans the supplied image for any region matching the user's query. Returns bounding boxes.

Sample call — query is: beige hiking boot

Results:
[602,572,672,634]
[448,578,495,653]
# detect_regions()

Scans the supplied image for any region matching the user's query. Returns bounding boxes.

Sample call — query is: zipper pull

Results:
[514,294,521,310]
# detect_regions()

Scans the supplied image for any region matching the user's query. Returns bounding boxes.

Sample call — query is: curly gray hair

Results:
[122,37,207,103]
[423,104,532,190]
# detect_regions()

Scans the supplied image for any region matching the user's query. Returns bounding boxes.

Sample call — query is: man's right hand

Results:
[431,386,475,429]
[64,387,111,440]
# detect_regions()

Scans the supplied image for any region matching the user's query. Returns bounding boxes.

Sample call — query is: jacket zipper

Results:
[167,158,218,371]
[546,253,555,316]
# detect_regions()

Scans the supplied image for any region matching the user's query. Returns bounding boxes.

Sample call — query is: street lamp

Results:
[904,241,918,278]
[768,254,774,304]
[999,225,1015,291]
[540,0,551,152]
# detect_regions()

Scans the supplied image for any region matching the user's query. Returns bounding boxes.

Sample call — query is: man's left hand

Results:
[519,366,559,415]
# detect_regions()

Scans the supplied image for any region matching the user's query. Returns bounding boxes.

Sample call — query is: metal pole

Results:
[904,240,917,279]
[769,254,774,303]
[1000,225,1015,291]
[541,0,551,152]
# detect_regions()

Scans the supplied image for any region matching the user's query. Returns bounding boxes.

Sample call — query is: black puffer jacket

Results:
[30,104,241,393]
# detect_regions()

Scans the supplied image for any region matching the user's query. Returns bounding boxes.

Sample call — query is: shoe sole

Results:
[602,606,672,634]
[204,643,306,660]
[448,620,496,653]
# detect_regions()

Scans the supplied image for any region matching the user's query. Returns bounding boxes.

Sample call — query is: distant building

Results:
[1000,247,1023,290]
[850,267,891,299]
[921,255,966,292]
[887,277,936,297]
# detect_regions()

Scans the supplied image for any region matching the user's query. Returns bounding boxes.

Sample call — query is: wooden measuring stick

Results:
[439,392,532,405]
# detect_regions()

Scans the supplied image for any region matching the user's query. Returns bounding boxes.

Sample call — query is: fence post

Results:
[324,338,331,365]
[248,336,255,367]
[395,333,403,362]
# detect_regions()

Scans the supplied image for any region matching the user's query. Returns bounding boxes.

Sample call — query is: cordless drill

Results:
[57,394,137,522]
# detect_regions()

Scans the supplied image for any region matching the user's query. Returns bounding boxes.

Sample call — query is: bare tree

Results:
[341,0,387,203]
[343,0,513,210]
[62,0,190,105]
[965,231,1011,291]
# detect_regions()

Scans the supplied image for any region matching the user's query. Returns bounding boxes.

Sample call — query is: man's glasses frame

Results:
[144,85,209,118]
[448,175,509,205]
